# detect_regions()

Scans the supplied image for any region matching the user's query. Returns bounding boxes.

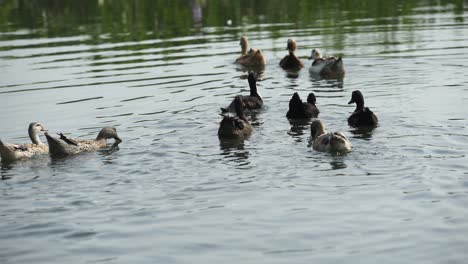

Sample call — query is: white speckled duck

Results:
[308,48,345,79]
[45,127,122,157]
[0,122,49,163]
[310,120,351,153]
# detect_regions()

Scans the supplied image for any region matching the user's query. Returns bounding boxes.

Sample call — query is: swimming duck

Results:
[310,120,351,153]
[235,36,266,66]
[221,72,263,113]
[218,96,253,139]
[45,127,122,157]
[347,90,378,127]
[279,39,304,70]
[0,122,48,163]
[308,48,345,79]
[286,92,319,119]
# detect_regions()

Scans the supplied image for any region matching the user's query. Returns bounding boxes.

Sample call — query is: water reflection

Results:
[349,126,377,139]
[219,139,250,166]
[287,119,311,142]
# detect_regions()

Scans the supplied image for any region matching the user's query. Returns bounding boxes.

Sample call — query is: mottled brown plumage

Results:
[46,127,122,157]
[0,122,48,163]
[235,36,266,66]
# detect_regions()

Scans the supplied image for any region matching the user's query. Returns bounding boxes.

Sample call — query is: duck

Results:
[45,127,122,157]
[0,122,49,163]
[235,36,266,66]
[221,72,263,113]
[218,96,252,139]
[286,92,319,119]
[310,120,351,153]
[308,48,345,79]
[279,39,304,70]
[347,90,378,127]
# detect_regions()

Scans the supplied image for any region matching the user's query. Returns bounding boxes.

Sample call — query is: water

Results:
[1,0,468,263]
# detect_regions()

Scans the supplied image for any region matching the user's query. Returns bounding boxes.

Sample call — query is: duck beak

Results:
[41,127,48,132]
[308,56,313,60]
[114,136,122,144]
[348,99,355,104]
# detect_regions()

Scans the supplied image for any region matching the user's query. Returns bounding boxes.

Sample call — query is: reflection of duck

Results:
[218,96,252,139]
[235,36,266,66]
[0,122,48,162]
[310,120,351,153]
[308,48,345,79]
[45,127,122,157]
[347,90,378,127]
[279,39,304,70]
[286,92,319,119]
[221,72,263,113]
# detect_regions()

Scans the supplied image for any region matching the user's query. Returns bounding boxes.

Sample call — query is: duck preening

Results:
[308,48,345,79]
[218,96,252,139]
[235,36,266,66]
[286,92,319,119]
[310,120,351,153]
[221,72,263,113]
[45,127,122,157]
[347,90,378,127]
[279,39,304,70]
[0,122,49,163]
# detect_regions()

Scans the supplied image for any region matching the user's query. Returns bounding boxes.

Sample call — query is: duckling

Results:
[308,48,345,79]
[218,96,252,139]
[347,90,378,127]
[0,122,48,163]
[45,127,122,157]
[286,92,319,119]
[310,120,351,153]
[221,72,263,113]
[279,39,304,70]
[235,36,266,66]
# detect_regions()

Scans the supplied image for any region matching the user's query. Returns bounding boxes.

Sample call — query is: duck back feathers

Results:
[218,96,252,139]
[286,92,319,119]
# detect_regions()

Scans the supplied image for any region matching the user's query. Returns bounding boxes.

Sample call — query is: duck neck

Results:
[249,79,260,98]
[28,128,42,145]
[241,43,248,56]
[355,100,365,111]
[288,49,295,56]
[95,137,108,147]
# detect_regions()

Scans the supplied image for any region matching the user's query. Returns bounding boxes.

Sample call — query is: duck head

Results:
[96,127,122,143]
[348,90,365,110]
[310,120,326,140]
[308,48,322,60]
[286,39,297,54]
[28,122,48,144]
[307,93,317,105]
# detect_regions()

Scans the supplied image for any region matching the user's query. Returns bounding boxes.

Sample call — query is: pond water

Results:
[1,0,468,263]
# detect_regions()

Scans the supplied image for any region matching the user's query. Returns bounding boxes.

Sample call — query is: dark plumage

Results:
[279,39,304,70]
[347,90,378,127]
[221,72,263,113]
[218,96,252,139]
[286,92,319,119]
